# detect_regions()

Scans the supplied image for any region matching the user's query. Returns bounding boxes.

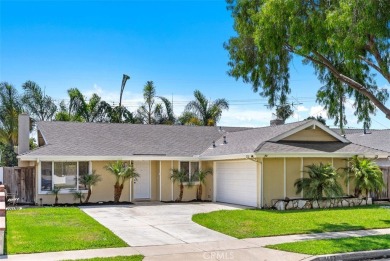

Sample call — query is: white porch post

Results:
[283,158,286,198]
[159,161,162,201]
[129,178,132,202]
[213,161,217,202]
[301,157,304,198]
[171,160,174,201]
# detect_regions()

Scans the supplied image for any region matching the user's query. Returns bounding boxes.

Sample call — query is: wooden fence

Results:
[372,167,389,200]
[2,167,36,203]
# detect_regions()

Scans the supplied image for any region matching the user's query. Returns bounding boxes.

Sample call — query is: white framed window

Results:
[180,161,199,182]
[40,161,91,193]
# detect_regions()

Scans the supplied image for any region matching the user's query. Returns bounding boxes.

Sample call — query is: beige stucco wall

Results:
[282,128,338,142]
[333,158,349,195]
[263,158,284,207]
[286,158,301,198]
[150,161,159,201]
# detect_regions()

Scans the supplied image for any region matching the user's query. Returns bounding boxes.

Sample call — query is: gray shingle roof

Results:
[344,130,390,153]
[25,121,224,157]
[21,120,389,159]
[200,121,312,156]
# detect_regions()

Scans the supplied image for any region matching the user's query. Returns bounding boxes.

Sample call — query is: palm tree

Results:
[183,90,229,126]
[347,156,384,204]
[295,163,343,208]
[170,169,190,202]
[137,81,158,124]
[155,96,176,124]
[68,88,111,122]
[50,186,61,205]
[78,171,102,203]
[73,190,85,204]
[21,81,57,121]
[178,111,202,126]
[0,82,23,148]
[105,161,139,203]
[193,169,212,200]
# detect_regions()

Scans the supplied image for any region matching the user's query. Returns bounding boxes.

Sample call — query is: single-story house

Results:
[17,114,389,207]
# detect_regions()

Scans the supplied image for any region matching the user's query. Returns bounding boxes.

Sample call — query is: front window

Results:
[40,161,90,192]
[180,161,199,182]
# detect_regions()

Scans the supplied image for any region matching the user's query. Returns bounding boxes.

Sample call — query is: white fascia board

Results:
[254,152,389,158]
[198,153,254,161]
[269,120,350,143]
[18,155,199,162]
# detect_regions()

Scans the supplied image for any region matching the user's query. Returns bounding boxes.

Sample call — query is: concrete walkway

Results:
[80,203,243,246]
[4,228,390,261]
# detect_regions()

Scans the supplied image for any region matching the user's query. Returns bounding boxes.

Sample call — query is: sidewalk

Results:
[3,228,390,261]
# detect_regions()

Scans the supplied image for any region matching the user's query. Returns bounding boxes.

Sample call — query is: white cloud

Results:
[219,106,273,127]
[296,105,309,112]
[309,105,328,119]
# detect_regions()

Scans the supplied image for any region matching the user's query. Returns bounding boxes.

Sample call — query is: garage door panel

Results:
[216,161,258,207]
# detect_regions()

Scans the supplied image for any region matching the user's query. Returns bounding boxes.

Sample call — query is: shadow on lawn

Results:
[323,234,390,253]
[308,222,366,233]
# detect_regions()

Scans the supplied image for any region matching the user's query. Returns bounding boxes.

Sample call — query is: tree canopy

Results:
[225,0,390,128]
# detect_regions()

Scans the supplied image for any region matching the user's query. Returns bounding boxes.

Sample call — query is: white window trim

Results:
[38,160,91,194]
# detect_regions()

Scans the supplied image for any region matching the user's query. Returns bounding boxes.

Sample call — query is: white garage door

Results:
[216,161,258,207]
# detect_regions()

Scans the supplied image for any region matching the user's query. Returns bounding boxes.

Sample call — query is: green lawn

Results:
[192,205,390,238]
[267,235,390,255]
[65,255,144,261]
[6,207,128,254]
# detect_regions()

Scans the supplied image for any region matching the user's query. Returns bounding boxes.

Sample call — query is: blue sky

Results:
[1,0,389,129]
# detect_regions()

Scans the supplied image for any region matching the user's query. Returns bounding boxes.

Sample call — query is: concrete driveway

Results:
[81,202,244,247]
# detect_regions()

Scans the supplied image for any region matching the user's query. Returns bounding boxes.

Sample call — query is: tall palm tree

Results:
[193,169,212,200]
[170,169,190,202]
[67,88,111,122]
[105,160,139,203]
[183,90,229,126]
[295,163,343,208]
[155,96,176,124]
[0,82,23,147]
[78,171,102,203]
[137,81,158,124]
[21,81,57,121]
[347,156,384,204]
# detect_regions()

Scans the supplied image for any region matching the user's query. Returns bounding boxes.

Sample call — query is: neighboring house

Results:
[17,114,389,207]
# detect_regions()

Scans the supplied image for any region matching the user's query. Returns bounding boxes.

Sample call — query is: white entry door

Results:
[216,161,258,207]
[133,161,151,199]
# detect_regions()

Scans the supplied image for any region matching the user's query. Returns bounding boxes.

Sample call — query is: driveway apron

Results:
[80,202,244,247]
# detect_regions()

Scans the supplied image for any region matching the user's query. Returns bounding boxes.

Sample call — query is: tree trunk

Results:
[114,183,123,203]
[178,183,184,202]
[85,188,92,203]
[366,189,369,205]
[197,184,203,201]
[55,195,58,205]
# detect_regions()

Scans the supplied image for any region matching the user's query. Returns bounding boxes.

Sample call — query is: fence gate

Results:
[372,167,389,201]
[3,167,36,204]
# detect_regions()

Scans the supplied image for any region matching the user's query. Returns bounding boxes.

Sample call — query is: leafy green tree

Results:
[295,163,343,208]
[105,161,139,203]
[275,103,294,122]
[225,0,390,125]
[68,88,112,122]
[0,82,23,148]
[316,81,347,133]
[137,81,158,124]
[178,111,202,126]
[21,81,57,121]
[0,143,17,166]
[170,169,190,202]
[183,90,229,126]
[305,116,327,125]
[193,169,212,201]
[55,100,73,121]
[78,171,102,203]
[347,156,384,204]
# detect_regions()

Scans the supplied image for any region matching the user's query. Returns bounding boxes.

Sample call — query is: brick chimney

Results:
[18,113,30,155]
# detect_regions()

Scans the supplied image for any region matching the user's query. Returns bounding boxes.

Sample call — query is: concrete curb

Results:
[306,249,390,261]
